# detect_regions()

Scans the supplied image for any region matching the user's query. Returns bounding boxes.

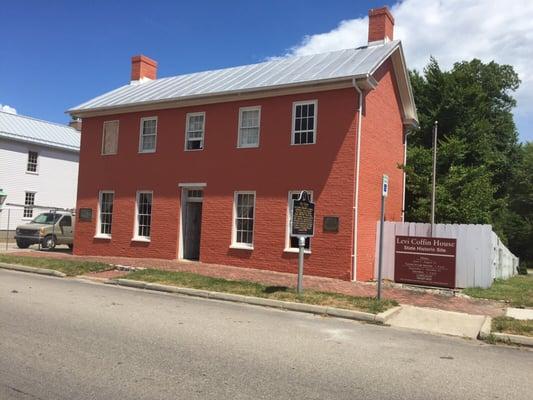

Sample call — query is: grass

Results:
[463,274,533,307]
[126,269,397,314]
[492,317,533,337]
[0,254,113,276]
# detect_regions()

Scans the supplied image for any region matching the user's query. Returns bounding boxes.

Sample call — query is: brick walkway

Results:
[7,250,506,317]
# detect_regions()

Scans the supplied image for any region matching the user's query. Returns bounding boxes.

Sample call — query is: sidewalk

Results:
[7,250,505,317]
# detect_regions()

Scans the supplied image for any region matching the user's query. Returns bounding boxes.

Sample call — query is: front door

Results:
[183,200,202,260]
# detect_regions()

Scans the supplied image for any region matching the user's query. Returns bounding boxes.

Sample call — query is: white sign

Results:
[382,175,389,197]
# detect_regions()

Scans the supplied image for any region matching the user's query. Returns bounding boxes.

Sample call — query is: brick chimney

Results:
[368,7,394,44]
[131,55,158,82]
[69,118,82,131]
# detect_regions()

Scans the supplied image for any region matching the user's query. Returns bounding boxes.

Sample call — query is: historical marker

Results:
[291,191,315,238]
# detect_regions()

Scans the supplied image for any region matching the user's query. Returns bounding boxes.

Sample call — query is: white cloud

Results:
[0,104,17,114]
[280,0,533,140]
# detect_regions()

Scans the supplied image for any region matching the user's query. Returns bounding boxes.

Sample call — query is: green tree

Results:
[405,58,529,263]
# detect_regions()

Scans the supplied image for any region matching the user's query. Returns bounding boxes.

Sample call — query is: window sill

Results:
[229,244,254,250]
[25,171,39,175]
[101,152,117,156]
[138,150,156,154]
[94,234,112,240]
[284,247,312,254]
[131,237,151,243]
[237,145,259,149]
[184,148,204,152]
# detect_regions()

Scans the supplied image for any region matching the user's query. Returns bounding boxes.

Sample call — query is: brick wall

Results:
[75,88,358,280]
[356,59,405,280]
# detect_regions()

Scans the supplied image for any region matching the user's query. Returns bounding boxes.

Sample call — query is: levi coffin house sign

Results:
[394,236,457,288]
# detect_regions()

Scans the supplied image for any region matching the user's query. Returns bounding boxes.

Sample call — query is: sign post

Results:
[377,175,389,300]
[291,191,315,294]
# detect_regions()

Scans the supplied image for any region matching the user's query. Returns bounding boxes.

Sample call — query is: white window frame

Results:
[23,191,36,219]
[291,100,318,145]
[138,116,158,153]
[26,150,39,174]
[133,190,153,241]
[237,106,261,148]
[184,112,205,151]
[285,190,313,253]
[101,120,119,155]
[95,190,114,239]
[230,191,256,250]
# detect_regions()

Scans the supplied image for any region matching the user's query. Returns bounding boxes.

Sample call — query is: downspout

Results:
[351,78,363,281]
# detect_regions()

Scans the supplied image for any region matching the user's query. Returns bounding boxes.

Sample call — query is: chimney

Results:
[69,117,82,131]
[368,7,394,44]
[131,55,158,82]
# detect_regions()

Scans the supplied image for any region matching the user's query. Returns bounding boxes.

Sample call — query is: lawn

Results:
[126,269,397,314]
[463,274,533,307]
[0,254,113,276]
[492,316,533,337]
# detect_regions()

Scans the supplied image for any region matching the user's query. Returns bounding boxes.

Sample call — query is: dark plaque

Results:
[323,216,339,232]
[79,208,93,221]
[291,191,315,237]
[394,235,457,288]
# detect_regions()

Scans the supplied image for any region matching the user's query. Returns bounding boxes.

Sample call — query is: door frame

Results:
[178,183,206,260]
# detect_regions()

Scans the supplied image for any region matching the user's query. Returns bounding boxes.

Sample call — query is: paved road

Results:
[1,270,531,399]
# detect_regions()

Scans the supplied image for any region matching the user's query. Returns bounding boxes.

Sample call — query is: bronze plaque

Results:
[323,216,339,232]
[79,208,92,221]
[394,235,457,288]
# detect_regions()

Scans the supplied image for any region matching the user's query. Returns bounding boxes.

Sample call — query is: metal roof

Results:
[69,41,402,114]
[0,111,80,152]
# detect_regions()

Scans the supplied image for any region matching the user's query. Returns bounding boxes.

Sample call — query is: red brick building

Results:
[69,7,417,281]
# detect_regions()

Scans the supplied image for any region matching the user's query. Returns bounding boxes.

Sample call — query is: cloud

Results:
[0,104,17,114]
[279,0,533,140]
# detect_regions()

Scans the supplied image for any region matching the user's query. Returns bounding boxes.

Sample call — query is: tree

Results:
[405,58,530,264]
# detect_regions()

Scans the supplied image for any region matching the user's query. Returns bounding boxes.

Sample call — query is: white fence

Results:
[374,222,519,288]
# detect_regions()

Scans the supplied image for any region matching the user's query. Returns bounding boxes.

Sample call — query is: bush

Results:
[517,262,529,275]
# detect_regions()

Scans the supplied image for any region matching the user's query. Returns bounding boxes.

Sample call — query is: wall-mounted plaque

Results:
[323,216,339,232]
[79,208,93,222]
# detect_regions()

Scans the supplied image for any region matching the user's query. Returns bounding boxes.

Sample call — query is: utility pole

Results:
[431,121,438,237]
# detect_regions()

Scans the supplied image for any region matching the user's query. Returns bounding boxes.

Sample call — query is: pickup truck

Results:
[14,211,74,249]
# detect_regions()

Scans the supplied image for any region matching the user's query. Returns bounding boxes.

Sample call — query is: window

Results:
[238,107,260,148]
[97,191,114,237]
[232,192,255,248]
[134,191,153,239]
[139,117,157,153]
[60,216,72,227]
[185,112,205,150]
[286,191,313,250]
[102,121,119,155]
[292,101,317,145]
[27,151,38,173]
[23,192,36,218]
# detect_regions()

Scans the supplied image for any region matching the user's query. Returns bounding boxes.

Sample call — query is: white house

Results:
[0,110,80,231]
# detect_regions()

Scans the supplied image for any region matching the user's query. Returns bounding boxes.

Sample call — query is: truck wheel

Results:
[16,240,30,249]
[43,235,56,250]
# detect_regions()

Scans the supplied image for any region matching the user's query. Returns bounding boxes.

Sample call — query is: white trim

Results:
[178,182,206,188]
[184,112,205,151]
[101,120,119,155]
[96,190,114,238]
[231,191,256,249]
[138,116,158,153]
[291,100,318,145]
[133,190,153,240]
[285,190,313,252]
[237,106,261,148]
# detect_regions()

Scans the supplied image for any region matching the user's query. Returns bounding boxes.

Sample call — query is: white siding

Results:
[0,138,79,229]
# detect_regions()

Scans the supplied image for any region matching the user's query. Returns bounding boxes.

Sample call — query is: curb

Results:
[478,316,492,339]
[0,262,66,278]
[375,306,402,324]
[492,332,533,347]
[109,278,390,323]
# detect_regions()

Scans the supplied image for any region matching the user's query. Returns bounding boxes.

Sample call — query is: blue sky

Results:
[1,0,531,141]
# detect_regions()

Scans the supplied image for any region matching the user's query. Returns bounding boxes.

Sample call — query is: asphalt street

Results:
[1,269,531,399]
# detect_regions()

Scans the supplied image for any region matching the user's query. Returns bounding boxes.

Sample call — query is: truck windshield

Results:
[31,213,62,224]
